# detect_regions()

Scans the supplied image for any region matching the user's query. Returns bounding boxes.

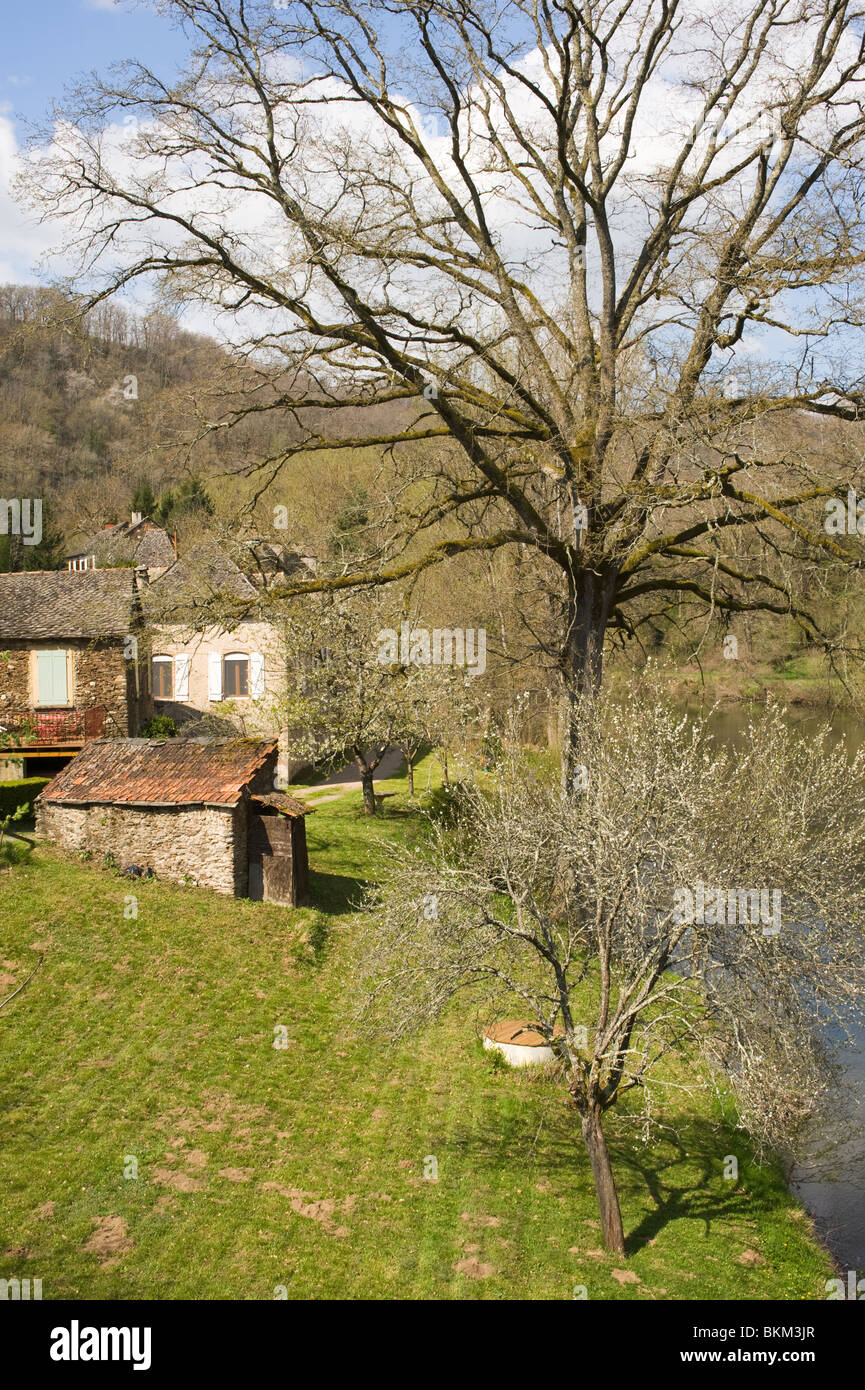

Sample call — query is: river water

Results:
[691,702,865,1272]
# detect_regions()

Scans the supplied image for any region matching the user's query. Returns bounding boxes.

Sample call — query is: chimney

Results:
[131,511,143,525]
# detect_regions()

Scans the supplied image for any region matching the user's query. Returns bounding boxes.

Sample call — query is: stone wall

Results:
[38,800,244,895]
[0,639,152,736]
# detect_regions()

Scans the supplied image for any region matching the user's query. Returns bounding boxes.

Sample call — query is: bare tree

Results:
[357,686,865,1255]
[24,0,865,772]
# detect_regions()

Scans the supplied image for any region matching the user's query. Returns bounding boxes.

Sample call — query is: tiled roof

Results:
[144,541,258,621]
[39,736,278,807]
[0,570,138,640]
[250,791,314,819]
[68,518,176,570]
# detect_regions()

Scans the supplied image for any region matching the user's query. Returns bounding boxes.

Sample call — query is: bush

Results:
[0,778,50,819]
[141,714,179,738]
[422,779,474,828]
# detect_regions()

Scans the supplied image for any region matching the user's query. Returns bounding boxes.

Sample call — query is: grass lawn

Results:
[0,755,836,1300]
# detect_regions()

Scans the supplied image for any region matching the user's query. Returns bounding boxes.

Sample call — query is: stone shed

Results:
[37,737,313,905]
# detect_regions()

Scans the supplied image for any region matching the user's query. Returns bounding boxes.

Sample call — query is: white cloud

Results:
[0,115,58,283]
[18,2,865,366]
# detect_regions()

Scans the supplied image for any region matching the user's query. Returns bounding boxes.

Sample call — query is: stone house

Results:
[66,513,177,576]
[62,516,314,779]
[0,570,152,779]
[37,736,313,904]
[141,542,304,780]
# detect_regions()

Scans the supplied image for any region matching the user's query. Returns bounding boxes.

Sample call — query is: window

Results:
[67,556,95,571]
[36,649,69,706]
[152,656,174,700]
[223,653,249,698]
[208,652,263,702]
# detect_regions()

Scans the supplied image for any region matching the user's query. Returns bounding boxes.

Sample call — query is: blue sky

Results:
[0,1,856,379]
[0,1,190,134]
[0,1,193,285]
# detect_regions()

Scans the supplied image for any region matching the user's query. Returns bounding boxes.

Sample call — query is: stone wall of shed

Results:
[38,800,240,895]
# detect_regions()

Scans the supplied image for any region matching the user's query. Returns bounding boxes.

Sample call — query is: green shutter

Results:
[37,649,68,706]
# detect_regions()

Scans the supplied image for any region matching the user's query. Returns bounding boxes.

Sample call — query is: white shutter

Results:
[250,652,265,700]
[208,652,223,702]
[174,654,190,701]
[37,649,68,706]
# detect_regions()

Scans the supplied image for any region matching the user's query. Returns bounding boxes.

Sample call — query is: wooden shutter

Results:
[208,651,223,701]
[250,652,265,699]
[174,654,190,701]
[36,649,68,706]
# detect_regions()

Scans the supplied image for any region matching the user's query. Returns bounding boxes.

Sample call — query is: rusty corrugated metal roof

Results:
[38,737,278,807]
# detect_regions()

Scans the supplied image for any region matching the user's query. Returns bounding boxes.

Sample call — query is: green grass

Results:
[0,755,836,1300]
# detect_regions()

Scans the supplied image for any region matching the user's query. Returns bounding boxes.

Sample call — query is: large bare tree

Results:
[23,0,865,769]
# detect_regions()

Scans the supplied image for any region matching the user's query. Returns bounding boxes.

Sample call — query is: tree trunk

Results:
[360,766,376,814]
[441,748,449,785]
[406,756,415,797]
[561,565,618,789]
[580,1109,626,1257]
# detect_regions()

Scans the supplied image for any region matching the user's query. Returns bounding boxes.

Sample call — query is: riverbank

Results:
[612,654,865,710]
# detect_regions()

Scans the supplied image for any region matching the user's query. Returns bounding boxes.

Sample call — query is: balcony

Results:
[0,705,106,750]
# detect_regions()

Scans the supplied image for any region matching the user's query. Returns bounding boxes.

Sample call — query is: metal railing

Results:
[0,705,106,747]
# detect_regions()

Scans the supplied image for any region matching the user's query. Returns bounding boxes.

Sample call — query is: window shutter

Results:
[250,652,265,699]
[174,654,190,701]
[37,649,68,706]
[208,652,223,701]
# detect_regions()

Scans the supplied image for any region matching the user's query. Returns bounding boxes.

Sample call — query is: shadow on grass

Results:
[308,868,368,915]
[429,1080,771,1252]
[617,1136,757,1254]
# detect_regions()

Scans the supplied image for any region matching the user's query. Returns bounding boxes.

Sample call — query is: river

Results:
[691,701,865,1273]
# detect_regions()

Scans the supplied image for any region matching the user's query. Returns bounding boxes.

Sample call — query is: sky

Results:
[1,1,189,130]
[0,0,191,284]
[0,0,860,381]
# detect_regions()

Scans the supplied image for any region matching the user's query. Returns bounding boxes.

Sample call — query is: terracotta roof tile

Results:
[482,1020,565,1046]
[39,737,277,807]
